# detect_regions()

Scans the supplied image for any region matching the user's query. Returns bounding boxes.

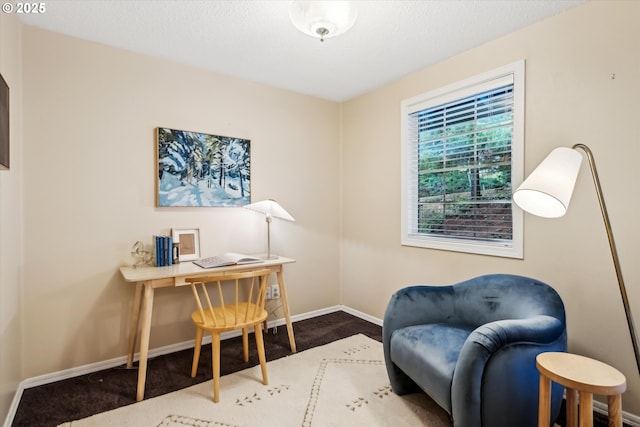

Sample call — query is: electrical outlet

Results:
[265,285,272,300]
[267,284,280,300]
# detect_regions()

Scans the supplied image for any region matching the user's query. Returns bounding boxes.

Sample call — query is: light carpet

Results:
[59,334,452,427]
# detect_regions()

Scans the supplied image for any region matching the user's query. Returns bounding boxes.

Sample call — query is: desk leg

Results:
[276,269,296,353]
[126,282,143,368]
[136,283,155,402]
[537,375,551,427]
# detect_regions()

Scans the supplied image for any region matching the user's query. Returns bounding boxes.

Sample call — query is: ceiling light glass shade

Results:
[513,147,583,218]
[289,1,358,41]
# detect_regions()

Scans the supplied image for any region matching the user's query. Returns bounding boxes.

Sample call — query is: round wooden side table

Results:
[536,352,626,427]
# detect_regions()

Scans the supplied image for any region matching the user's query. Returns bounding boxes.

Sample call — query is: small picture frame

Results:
[171,228,200,262]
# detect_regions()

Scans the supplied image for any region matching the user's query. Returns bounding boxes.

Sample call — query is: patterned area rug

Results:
[59,334,451,426]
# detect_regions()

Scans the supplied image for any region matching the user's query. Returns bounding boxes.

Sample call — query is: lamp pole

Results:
[574,143,640,375]
[265,214,273,260]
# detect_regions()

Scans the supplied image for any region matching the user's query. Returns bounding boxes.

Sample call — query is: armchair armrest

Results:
[383,285,456,394]
[451,315,567,426]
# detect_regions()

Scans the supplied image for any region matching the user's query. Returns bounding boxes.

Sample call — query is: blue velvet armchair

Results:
[383,274,567,427]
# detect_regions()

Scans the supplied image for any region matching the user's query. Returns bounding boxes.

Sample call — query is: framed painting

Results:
[171,227,201,262]
[157,127,251,207]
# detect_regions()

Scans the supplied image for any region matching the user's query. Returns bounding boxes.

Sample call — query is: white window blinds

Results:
[401,61,524,258]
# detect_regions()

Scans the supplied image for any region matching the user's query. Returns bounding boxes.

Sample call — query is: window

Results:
[401,61,524,258]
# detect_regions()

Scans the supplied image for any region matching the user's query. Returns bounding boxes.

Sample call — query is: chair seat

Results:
[192,303,268,332]
[390,323,474,413]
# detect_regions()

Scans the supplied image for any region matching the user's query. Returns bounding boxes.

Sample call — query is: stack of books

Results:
[154,235,174,266]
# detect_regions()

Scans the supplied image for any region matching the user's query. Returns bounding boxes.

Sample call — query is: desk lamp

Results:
[244,199,295,259]
[513,144,640,376]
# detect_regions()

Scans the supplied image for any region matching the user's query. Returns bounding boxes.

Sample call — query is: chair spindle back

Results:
[186,268,271,330]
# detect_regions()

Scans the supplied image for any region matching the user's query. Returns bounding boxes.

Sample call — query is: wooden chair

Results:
[185,268,272,402]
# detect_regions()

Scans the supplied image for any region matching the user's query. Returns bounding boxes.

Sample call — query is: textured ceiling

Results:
[19,0,586,102]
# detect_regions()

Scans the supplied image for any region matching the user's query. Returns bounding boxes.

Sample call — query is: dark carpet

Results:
[12,311,381,427]
[11,310,623,427]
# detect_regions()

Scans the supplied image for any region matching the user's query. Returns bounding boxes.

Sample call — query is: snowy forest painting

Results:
[157,128,251,207]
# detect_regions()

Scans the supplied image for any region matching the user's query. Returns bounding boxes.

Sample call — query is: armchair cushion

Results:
[390,323,474,411]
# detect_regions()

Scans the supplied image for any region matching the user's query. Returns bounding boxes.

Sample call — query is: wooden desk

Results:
[120,256,297,402]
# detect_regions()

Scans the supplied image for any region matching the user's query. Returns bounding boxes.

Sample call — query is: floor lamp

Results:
[244,199,295,260]
[513,144,640,376]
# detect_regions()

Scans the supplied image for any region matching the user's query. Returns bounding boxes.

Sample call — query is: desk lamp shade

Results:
[513,147,583,218]
[245,199,295,222]
[245,199,294,259]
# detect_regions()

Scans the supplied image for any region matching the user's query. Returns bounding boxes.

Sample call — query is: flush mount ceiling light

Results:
[289,1,358,42]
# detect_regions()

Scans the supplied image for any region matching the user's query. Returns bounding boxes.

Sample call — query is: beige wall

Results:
[0,11,24,422]
[341,0,639,415]
[2,0,639,423]
[20,26,341,378]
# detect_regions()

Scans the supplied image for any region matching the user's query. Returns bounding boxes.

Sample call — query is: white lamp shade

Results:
[244,199,295,221]
[289,1,357,40]
[513,147,583,218]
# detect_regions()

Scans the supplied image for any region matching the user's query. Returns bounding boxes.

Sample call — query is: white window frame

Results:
[401,60,524,258]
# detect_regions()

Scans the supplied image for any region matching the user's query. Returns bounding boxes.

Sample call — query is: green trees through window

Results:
[401,60,524,258]
[415,85,513,240]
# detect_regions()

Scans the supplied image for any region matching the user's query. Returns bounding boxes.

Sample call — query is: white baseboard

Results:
[340,305,383,326]
[4,306,639,427]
